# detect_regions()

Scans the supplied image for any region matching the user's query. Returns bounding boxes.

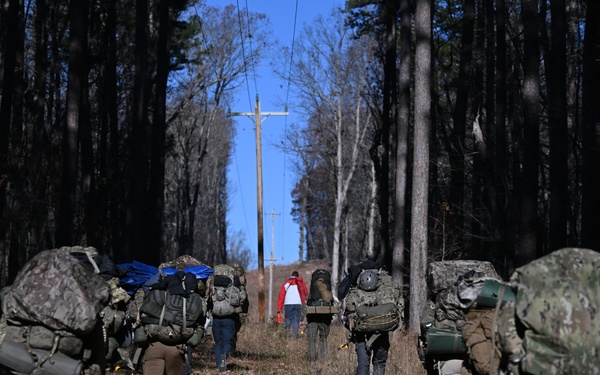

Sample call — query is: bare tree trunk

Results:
[581,0,600,250]
[300,178,308,260]
[377,0,397,266]
[148,0,171,264]
[409,0,432,333]
[57,0,88,246]
[367,162,377,260]
[126,0,150,263]
[547,0,568,251]
[494,0,509,272]
[0,0,22,284]
[518,0,541,265]
[448,0,474,255]
[393,0,411,287]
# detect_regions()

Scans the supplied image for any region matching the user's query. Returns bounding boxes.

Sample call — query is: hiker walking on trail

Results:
[338,261,403,375]
[277,270,308,339]
[133,256,209,375]
[306,269,334,361]
[209,264,248,372]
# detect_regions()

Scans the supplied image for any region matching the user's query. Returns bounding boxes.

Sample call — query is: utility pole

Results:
[267,210,282,321]
[228,94,288,323]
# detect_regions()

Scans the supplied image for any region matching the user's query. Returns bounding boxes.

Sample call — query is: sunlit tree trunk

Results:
[393,0,411,287]
[409,0,431,333]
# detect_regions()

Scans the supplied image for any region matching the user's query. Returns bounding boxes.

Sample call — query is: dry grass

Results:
[187,320,427,374]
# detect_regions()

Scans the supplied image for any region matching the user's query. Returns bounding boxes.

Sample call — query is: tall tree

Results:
[547,0,568,251]
[148,0,172,262]
[518,0,541,264]
[126,0,151,263]
[393,0,411,287]
[377,0,398,266]
[289,13,374,296]
[447,0,475,255]
[57,0,88,246]
[0,0,22,284]
[581,0,600,250]
[409,0,432,332]
[494,0,509,269]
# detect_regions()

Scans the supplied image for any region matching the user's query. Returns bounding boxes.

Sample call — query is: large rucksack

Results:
[344,268,403,333]
[136,271,206,345]
[496,248,600,375]
[3,249,110,334]
[308,269,333,306]
[1,248,111,374]
[209,264,247,317]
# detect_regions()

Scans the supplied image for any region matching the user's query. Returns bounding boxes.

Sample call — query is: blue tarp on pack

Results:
[117,261,159,295]
[161,264,213,280]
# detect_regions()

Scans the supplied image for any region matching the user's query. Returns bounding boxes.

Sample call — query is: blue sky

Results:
[205,0,344,269]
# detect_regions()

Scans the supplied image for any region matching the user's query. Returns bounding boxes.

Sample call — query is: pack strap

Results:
[84,251,101,274]
[490,285,505,373]
[132,346,145,368]
[182,297,187,330]
[181,275,188,330]
[365,333,380,351]
[158,292,167,326]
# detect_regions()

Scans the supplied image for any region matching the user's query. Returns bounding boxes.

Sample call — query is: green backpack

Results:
[344,268,403,333]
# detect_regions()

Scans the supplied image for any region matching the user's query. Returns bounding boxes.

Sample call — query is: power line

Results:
[281,0,300,260]
[244,0,258,95]
[236,0,254,110]
[285,0,299,108]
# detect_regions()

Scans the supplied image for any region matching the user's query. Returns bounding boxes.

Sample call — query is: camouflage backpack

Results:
[137,271,206,345]
[209,264,247,317]
[497,248,600,375]
[1,249,110,373]
[2,249,110,334]
[344,268,403,333]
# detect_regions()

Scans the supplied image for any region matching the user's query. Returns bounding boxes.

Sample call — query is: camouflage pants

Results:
[306,315,332,361]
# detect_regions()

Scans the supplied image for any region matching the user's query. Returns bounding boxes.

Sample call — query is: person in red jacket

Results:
[277,270,308,339]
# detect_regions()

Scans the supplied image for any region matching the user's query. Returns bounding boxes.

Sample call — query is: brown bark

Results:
[409,0,432,333]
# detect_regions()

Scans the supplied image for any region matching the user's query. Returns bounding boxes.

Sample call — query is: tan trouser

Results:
[142,342,185,375]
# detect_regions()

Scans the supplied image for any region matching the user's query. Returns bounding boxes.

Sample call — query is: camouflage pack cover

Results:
[428,260,499,294]
[158,255,204,274]
[344,269,403,333]
[213,264,235,282]
[2,249,110,334]
[508,247,600,374]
